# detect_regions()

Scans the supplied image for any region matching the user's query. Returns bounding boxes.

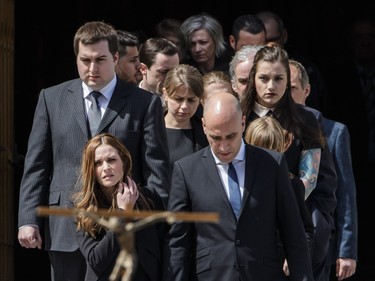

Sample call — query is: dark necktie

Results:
[266,110,273,117]
[228,162,241,219]
[87,91,102,137]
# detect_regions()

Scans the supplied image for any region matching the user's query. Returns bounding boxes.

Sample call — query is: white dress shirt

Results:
[212,140,246,200]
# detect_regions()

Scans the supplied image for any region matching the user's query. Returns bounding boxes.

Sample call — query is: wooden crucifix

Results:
[37,206,219,281]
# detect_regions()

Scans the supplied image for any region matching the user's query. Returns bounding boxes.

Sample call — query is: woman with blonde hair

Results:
[244,115,293,152]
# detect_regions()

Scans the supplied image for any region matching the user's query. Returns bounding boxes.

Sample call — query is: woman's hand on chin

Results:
[117,176,139,210]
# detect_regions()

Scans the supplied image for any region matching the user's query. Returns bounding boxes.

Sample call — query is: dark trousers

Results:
[49,250,86,281]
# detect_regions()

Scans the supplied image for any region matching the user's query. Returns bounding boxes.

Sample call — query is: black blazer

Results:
[296,106,338,279]
[76,187,166,281]
[163,144,314,281]
[248,106,337,275]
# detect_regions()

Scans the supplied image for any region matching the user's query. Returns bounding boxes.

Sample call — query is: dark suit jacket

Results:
[300,107,338,215]
[163,144,314,281]
[249,106,337,221]
[76,187,166,281]
[289,174,314,255]
[191,104,209,151]
[248,106,337,276]
[18,77,171,252]
[298,106,337,267]
[320,45,373,280]
[323,118,358,262]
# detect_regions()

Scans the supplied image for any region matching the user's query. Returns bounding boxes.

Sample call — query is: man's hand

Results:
[336,258,356,280]
[18,226,42,249]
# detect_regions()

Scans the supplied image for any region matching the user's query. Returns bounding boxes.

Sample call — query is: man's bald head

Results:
[202,92,245,163]
[203,92,242,121]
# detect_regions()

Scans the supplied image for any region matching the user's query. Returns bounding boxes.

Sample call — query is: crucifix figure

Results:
[37,207,219,281]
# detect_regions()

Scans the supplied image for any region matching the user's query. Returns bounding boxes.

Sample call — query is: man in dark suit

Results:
[320,15,375,279]
[163,92,314,281]
[17,21,171,281]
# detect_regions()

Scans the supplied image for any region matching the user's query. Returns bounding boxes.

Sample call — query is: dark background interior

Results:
[13,1,371,280]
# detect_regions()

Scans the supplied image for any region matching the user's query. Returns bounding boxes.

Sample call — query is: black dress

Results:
[166,128,195,167]
[165,106,209,168]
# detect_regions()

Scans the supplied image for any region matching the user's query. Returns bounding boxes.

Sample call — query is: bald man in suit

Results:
[163,92,313,281]
[17,21,170,281]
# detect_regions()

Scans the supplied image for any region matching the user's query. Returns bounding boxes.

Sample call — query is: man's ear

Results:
[162,87,168,102]
[114,52,119,65]
[305,83,311,99]
[229,35,236,51]
[202,117,207,132]
[140,63,148,75]
[231,80,237,93]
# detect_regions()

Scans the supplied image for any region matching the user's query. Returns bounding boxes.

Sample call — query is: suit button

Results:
[235,239,241,245]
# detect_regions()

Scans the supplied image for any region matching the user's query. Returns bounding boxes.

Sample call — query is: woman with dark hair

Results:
[241,43,325,198]
[241,43,337,281]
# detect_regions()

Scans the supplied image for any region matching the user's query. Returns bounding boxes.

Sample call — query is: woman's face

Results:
[164,85,200,124]
[254,61,288,108]
[189,29,216,64]
[94,144,124,190]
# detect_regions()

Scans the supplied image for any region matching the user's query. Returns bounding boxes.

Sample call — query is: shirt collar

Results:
[82,75,117,100]
[212,139,246,166]
[253,101,275,117]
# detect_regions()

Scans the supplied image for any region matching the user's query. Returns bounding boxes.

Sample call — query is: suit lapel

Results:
[98,80,130,133]
[202,148,238,212]
[242,145,257,206]
[66,80,90,137]
[202,145,259,218]
[65,79,133,137]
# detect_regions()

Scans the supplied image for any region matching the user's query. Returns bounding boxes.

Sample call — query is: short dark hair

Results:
[139,37,178,68]
[116,30,140,57]
[73,21,118,57]
[231,14,266,42]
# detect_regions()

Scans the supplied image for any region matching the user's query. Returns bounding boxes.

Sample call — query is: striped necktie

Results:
[87,91,102,137]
